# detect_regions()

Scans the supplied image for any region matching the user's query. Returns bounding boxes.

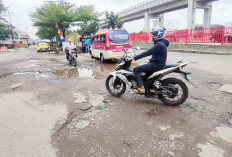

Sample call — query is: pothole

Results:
[0,73,13,78]
[53,68,105,79]
[22,60,40,68]
[205,82,222,89]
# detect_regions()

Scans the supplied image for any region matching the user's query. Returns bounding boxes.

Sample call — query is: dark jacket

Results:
[134,39,169,64]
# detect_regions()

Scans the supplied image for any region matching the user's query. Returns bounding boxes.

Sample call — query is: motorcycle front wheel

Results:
[71,58,77,67]
[105,75,126,97]
[159,78,188,106]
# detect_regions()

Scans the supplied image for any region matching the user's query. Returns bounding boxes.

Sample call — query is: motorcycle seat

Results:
[160,64,177,70]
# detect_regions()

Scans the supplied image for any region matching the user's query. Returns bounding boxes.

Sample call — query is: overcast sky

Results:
[2,0,232,39]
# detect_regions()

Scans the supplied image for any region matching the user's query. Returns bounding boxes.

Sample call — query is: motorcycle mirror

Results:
[136,46,141,50]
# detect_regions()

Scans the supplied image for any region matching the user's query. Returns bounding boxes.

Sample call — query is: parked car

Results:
[90,29,132,62]
[37,42,49,52]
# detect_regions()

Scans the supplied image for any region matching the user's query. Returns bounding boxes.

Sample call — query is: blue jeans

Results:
[133,62,164,87]
[86,45,89,53]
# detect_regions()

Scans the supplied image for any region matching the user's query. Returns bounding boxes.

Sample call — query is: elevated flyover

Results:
[100,0,219,31]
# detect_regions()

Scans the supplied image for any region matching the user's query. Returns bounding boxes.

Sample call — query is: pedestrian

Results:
[77,38,82,51]
[84,39,90,53]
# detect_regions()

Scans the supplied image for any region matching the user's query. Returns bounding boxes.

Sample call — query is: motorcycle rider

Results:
[126,26,170,93]
[65,39,76,60]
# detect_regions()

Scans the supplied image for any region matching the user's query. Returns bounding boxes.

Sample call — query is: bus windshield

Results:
[108,30,129,44]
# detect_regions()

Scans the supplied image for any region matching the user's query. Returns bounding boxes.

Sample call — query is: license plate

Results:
[116,45,123,48]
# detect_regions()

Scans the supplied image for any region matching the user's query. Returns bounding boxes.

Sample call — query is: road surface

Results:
[0,47,232,157]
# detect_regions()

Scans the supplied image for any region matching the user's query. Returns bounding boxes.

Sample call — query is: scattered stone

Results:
[168,151,175,156]
[9,83,23,89]
[95,106,103,110]
[76,103,92,111]
[169,134,184,140]
[74,93,88,104]
[218,84,232,94]
[103,99,111,103]
[88,94,105,107]
[159,125,171,131]
[75,120,90,130]
[123,140,133,147]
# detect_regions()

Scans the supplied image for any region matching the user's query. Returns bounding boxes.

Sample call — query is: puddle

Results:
[22,60,40,68]
[53,68,105,79]
[0,92,67,157]
[13,72,35,75]
[78,68,95,79]
[197,142,224,157]
[94,62,138,77]
[36,74,50,78]
[53,68,78,78]
[53,62,138,79]
[210,126,232,143]
[0,73,13,78]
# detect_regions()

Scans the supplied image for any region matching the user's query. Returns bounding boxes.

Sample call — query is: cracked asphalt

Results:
[0,46,232,157]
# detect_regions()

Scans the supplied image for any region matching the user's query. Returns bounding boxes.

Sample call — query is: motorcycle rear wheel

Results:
[105,75,126,97]
[159,78,188,106]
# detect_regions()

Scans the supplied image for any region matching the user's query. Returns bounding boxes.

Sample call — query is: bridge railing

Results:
[116,0,157,15]
[129,26,232,45]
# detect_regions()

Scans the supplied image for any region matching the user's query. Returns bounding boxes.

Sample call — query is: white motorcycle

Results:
[105,47,196,106]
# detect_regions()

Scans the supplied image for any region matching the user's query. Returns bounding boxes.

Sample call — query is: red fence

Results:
[129,26,232,45]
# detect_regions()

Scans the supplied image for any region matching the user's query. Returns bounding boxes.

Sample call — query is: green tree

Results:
[0,22,7,39]
[30,3,99,40]
[105,11,123,29]
[0,0,6,15]
[35,27,58,40]
[30,2,75,40]
[77,20,99,36]
[76,5,99,36]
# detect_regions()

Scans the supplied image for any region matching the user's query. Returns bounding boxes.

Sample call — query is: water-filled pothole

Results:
[53,68,105,79]
[0,73,14,78]
[53,62,138,79]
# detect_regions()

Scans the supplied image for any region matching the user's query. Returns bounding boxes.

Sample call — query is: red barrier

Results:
[129,26,232,45]
[129,33,150,43]
[14,45,19,49]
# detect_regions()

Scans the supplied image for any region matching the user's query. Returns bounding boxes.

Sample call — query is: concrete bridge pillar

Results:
[158,14,164,28]
[203,4,212,28]
[187,0,196,29]
[144,11,150,32]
